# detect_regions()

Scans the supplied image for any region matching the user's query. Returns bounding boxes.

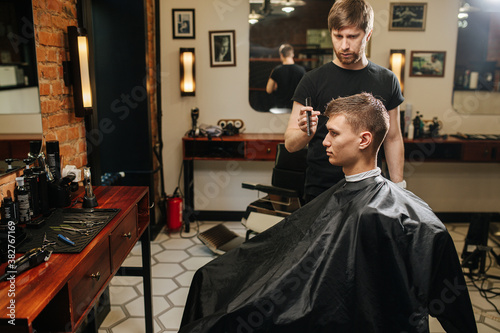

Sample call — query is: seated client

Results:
[179,93,477,333]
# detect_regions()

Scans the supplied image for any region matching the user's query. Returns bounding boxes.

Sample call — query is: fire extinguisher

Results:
[167,187,183,230]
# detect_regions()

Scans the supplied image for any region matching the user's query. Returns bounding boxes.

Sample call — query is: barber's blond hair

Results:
[328,0,374,35]
[324,92,389,151]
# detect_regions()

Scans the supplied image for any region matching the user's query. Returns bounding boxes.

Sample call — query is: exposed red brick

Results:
[67,126,80,140]
[39,82,51,96]
[60,143,75,160]
[51,80,64,95]
[47,113,69,127]
[47,0,62,13]
[38,64,58,80]
[47,48,59,62]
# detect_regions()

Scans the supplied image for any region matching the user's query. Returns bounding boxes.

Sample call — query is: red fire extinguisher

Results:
[167,188,183,230]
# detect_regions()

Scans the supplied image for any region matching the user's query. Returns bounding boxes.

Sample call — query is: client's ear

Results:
[359,131,372,150]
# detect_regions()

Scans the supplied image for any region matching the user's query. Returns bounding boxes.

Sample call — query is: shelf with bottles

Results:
[453,64,499,92]
[0,63,38,91]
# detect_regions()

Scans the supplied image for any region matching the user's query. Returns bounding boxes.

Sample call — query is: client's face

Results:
[322,114,361,167]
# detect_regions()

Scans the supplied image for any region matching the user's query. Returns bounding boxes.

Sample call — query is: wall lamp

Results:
[63,26,93,117]
[180,48,195,96]
[389,49,405,95]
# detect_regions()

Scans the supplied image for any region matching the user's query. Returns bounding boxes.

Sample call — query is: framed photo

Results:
[389,3,427,31]
[410,51,446,77]
[172,9,195,39]
[209,30,236,67]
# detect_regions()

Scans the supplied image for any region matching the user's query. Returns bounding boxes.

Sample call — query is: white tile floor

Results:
[98,221,500,333]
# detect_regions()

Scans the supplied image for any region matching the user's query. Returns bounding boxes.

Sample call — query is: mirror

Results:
[249,0,334,113]
[452,0,500,115]
[0,0,42,177]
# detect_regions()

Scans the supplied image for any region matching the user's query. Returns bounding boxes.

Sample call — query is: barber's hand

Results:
[298,107,320,136]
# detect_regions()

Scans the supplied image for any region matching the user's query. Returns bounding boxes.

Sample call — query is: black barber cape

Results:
[180,176,477,333]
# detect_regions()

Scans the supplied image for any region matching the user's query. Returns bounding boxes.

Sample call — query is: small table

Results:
[403,137,500,162]
[182,133,284,229]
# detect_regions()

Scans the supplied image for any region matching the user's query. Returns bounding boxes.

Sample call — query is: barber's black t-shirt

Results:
[292,61,404,198]
[271,64,306,108]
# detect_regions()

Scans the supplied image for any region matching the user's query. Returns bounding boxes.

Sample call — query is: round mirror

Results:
[249,0,334,113]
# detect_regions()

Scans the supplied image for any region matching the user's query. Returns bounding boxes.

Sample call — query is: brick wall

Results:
[34,0,87,168]
[1,0,159,210]
[1,0,83,202]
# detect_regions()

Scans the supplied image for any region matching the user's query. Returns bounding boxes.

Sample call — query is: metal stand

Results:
[461,213,500,280]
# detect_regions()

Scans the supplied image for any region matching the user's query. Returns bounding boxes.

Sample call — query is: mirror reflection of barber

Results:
[266,44,306,111]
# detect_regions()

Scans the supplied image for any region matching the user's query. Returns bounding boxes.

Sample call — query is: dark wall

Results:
[89,0,153,184]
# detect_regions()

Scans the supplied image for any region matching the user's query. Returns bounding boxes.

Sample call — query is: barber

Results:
[285,0,405,203]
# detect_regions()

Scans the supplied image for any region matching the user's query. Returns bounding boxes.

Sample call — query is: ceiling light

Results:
[249,10,264,24]
[279,0,305,13]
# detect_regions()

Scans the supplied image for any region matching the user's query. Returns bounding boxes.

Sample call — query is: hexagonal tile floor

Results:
[98,222,500,333]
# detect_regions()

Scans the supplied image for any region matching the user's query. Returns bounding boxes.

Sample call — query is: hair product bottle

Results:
[1,196,18,224]
[46,141,61,179]
[23,169,40,217]
[15,177,31,223]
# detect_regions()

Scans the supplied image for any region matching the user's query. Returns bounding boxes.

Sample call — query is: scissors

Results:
[42,232,57,249]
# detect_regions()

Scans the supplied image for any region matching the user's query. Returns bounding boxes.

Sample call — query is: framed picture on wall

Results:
[410,51,446,77]
[389,3,427,31]
[172,9,195,39]
[209,30,236,67]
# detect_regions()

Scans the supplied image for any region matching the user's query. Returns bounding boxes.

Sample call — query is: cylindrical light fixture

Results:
[180,48,195,96]
[389,49,405,94]
[67,26,93,117]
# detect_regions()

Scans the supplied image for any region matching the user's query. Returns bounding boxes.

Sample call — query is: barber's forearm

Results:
[383,137,404,183]
[284,128,311,152]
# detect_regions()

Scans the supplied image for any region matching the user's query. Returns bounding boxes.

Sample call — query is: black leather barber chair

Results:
[241,143,307,239]
[197,144,307,254]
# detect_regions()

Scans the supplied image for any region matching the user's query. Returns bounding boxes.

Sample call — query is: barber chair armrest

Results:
[242,182,299,197]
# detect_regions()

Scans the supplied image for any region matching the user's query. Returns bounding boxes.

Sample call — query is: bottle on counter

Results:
[33,167,50,215]
[15,177,31,223]
[1,196,19,224]
[408,122,414,140]
[413,112,422,139]
[46,141,61,179]
[23,169,40,217]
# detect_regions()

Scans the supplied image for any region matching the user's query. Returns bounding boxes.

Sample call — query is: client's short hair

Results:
[324,92,389,150]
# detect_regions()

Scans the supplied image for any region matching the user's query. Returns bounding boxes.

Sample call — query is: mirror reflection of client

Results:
[179,93,477,333]
[266,44,306,114]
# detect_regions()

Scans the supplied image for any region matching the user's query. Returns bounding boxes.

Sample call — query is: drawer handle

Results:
[90,272,101,282]
[267,148,271,153]
[122,232,132,239]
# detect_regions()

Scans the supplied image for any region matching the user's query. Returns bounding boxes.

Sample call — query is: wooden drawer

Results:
[246,141,279,160]
[462,142,500,162]
[110,205,138,271]
[69,239,111,324]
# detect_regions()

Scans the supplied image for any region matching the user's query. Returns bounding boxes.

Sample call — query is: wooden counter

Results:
[0,186,152,333]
